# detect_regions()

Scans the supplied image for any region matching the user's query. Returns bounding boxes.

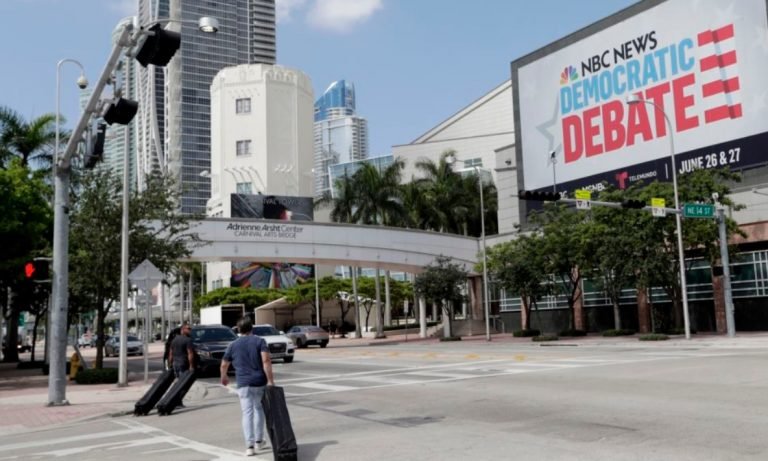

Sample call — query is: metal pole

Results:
[551,151,557,193]
[717,207,736,337]
[50,27,132,405]
[118,80,131,387]
[476,167,491,341]
[143,278,150,383]
[314,265,320,327]
[634,99,690,339]
[375,268,384,338]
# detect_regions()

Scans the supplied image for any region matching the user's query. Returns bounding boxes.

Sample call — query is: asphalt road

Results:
[2,340,768,460]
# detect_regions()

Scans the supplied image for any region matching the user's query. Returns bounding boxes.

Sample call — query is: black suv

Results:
[190,325,238,376]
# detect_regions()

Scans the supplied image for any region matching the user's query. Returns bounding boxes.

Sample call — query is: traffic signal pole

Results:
[49,24,134,406]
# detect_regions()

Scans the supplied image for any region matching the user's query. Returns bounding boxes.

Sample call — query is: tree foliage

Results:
[414,256,468,336]
[69,170,200,368]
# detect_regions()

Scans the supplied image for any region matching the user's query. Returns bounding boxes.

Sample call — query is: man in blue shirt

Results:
[221,318,275,457]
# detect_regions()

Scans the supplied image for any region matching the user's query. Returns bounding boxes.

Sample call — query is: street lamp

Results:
[119,17,218,386]
[445,155,492,341]
[48,16,219,400]
[626,94,691,339]
[49,59,88,405]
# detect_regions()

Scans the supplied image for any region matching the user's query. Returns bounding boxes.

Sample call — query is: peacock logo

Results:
[559,65,579,85]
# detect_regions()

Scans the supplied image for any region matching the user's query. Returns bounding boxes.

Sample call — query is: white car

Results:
[252,324,295,363]
[104,335,144,357]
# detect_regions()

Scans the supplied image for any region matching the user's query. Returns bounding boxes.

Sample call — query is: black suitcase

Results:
[156,369,197,416]
[134,369,175,416]
[262,385,298,461]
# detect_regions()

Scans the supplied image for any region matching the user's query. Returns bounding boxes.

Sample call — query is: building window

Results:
[236,140,251,156]
[236,98,251,114]
[236,182,252,195]
[464,158,483,168]
[212,279,223,290]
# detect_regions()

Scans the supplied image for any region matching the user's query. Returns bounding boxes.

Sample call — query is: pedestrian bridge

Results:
[180,218,481,272]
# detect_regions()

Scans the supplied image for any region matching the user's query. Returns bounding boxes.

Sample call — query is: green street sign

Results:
[683,203,715,218]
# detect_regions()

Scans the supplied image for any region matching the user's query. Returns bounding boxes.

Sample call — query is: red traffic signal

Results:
[24,260,49,281]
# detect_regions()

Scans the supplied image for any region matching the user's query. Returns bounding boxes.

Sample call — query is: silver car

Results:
[286,325,330,348]
[104,335,144,357]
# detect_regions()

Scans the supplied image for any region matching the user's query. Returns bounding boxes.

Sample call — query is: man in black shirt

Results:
[168,322,195,377]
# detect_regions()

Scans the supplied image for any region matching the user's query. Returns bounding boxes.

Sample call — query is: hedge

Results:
[602,329,636,337]
[532,335,559,342]
[638,333,670,341]
[75,368,119,384]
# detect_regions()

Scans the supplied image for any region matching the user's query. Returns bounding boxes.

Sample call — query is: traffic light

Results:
[135,24,182,67]
[103,98,138,126]
[518,190,561,201]
[84,122,106,169]
[24,260,50,281]
[621,199,646,209]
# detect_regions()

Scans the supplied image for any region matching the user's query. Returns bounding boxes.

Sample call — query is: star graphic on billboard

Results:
[536,97,561,160]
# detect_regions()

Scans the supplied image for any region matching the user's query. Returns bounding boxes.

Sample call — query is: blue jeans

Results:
[237,385,266,447]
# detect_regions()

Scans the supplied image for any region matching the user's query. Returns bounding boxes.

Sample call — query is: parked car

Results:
[78,334,95,348]
[190,324,238,376]
[286,325,330,348]
[104,335,144,357]
[253,324,296,363]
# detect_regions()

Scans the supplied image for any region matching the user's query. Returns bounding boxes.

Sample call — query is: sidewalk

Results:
[2,330,767,437]
[0,342,206,437]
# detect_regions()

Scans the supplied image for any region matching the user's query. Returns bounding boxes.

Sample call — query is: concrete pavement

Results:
[2,330,767,437]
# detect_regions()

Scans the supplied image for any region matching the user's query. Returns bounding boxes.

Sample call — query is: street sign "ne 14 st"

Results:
[683,203,715,218]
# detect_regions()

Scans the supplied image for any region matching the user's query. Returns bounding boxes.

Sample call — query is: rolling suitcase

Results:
[134,368,175,416]
[262,385,298,461]
[156,369,197,416]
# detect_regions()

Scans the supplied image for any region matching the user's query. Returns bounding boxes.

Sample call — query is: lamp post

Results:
[48,17,220,396]
[445,155,492,341]
[627,94,691,339]
[49,59,88,405]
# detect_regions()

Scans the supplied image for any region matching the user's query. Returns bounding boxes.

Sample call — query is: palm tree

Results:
[350,158,406,226]
[414,150,469,233]
[0,106,57,169]
[314,172,356,224]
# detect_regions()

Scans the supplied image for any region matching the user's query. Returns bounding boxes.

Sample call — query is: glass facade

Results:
[313,80,369,198]
[328,155,394,198]
[138,0,276,214]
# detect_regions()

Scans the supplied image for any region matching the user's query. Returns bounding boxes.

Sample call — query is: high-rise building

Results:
[313,80,368,198]
[136,0,277,212]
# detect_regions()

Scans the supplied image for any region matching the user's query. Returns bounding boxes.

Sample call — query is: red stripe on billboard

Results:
[705,104,743,123]
[699,50,737,71]
[697,24,735,45]
[702,77,741,97]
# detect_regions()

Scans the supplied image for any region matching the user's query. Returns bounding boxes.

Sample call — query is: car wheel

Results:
[283,356,294,363]
[295,339,304,348]
[320,341,328,348]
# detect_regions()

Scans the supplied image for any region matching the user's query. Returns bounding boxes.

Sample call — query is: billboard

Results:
[230,194,314,289]
[512,0,768,200]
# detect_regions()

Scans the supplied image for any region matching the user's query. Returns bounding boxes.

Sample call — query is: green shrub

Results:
[559,329,587,337]
[74,368,119,384]
[513,329,540,337]
[665,328,697,335]
[382,321,438,332]
[602,329,636,337]
[42,362,82,376]
[638,333,669,341]
[439,336,462,342]
[532,335,559,342]
[17,361,44,370]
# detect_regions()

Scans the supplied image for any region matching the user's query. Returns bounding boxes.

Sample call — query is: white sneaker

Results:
[257,440,268,450]
[245,447,255,456]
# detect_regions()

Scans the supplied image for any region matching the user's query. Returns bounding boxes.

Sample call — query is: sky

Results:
[0,0,636,157]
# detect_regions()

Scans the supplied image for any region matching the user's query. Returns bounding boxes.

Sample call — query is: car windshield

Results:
[253,326,280,336]
[114,336,139,343]
[192,328,237,342]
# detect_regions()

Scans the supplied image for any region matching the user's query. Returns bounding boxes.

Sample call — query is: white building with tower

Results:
[204,63,315,290]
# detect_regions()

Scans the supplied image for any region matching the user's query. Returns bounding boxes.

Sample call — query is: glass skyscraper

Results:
[137,0,277,214]
[313,80,369,198]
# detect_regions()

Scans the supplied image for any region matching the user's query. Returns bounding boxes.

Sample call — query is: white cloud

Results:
[277,0,308,23]
[107,0,137,17]
[306,0,383,33]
